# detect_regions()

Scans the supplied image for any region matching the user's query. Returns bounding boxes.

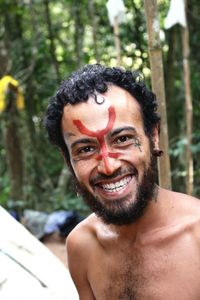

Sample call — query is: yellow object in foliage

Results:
[0,75,25,112]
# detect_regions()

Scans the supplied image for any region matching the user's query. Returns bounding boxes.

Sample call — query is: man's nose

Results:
[97,155,121,175]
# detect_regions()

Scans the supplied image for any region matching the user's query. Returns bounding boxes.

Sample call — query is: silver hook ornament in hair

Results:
[94,92,105,105]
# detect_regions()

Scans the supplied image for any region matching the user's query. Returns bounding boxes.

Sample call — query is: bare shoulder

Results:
[169,189,200,214]
[66,213,95,269]
[156,189,200,249]
[66,213,99,251]
[160,188,200,227]
[66,213,101,266]
[66,214,99,299]
[160,188,200,212]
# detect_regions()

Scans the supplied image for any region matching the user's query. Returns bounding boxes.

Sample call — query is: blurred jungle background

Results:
[0,0,200,219]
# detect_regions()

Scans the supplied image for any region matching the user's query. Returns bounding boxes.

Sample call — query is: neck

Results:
[107,187,168,241]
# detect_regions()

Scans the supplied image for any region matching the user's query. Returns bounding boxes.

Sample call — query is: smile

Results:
[100,176,132,193]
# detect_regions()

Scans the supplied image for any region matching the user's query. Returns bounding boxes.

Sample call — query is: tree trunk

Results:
[181,0,193,195]
[2,0,45,208]
[165,27,178,140]
[143,0,171,189]
[1,2,24,205]
[113,16,121,66]
[72,0,84,68]
[88,0,100,62]
[3,86,23,203]
[43,0,60,83]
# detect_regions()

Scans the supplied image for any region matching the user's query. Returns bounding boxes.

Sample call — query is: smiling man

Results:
[45,64,200,299]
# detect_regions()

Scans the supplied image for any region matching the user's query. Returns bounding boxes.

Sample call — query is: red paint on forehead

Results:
[73,105,121,173]
[73,106,116,138]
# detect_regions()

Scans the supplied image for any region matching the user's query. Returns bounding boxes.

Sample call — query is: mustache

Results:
[90,166,138,185]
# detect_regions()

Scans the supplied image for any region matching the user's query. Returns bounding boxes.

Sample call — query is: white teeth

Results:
[111,183,115,189]
[102,176,132,193]
[116,181,120,188]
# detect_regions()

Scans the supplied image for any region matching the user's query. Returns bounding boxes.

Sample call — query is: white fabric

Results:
[165,0,186,29]
[0,206,78,300]
[106,0,126,26]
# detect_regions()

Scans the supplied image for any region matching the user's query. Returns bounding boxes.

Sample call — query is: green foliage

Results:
[44,191,90,216]
[0,0,200,216]
[169,133,200,194]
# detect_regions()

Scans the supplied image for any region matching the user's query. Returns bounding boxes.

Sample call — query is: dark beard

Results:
[72,153,158,226]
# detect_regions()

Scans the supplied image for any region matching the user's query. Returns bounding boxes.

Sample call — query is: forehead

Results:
[61,85,143,134]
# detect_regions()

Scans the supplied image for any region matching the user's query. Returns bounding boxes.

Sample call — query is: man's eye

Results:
[115,135,133,144]
[77,146,96,155]
[72,145,97,161]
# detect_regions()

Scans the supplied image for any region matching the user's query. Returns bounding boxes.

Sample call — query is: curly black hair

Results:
[44,64,160,166]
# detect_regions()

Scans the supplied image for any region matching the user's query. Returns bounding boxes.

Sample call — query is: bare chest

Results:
[88,236,200,300]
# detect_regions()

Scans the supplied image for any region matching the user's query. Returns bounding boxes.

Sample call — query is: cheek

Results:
[71,159,95,184]
[120,143,151,168]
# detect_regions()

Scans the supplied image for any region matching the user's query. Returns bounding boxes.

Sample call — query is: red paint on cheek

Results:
[73,106,121,173]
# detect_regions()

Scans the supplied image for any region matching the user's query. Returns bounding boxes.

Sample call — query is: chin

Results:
[78,180,156,226]
[72,152,158,226]
[93,188,155,225]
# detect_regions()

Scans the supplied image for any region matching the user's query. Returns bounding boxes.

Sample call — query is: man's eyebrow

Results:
[109,126,137,137]
[70,138,96,149]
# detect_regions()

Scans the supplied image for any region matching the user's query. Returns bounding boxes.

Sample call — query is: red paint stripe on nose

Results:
[73,106,121,173]
[96,152,121,161]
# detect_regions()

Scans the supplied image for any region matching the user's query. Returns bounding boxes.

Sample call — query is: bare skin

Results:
[67,190,200,300]
[62,85,200,299]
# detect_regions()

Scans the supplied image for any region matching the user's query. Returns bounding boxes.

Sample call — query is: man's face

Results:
[62,85,159,225]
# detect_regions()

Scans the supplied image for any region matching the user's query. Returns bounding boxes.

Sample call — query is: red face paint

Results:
[73,106,121,173]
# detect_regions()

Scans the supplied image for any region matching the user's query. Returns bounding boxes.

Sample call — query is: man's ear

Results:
[152,124,160,149]
[151,124,163,157]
